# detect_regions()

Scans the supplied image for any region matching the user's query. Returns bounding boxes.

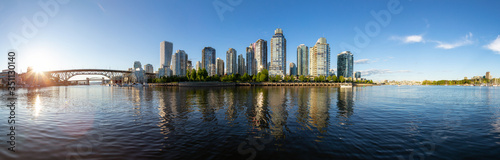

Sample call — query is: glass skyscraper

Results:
[216,58,224,76]
[160,41,173,68]
[269,28,286,77]
[309,37,330,77]
[202,47,216,76]
[289,62,297,76]
[226,48,237,75]
[160,41,173,76]
[254,39,267,73]
[238,54,245,75]
[337,51,354,78]
[246,45,255,75]
[171,50,188,76]
[297,44,308,76]
[355,71,361,78]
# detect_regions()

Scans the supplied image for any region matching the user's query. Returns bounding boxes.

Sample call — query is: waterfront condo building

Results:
[297,44,308,76]
[202,47,216,76]
[187,60,193,71]
[238,54,246,75]
[195,61,201,71]
[254,39,268,73]
[226,48,237,75]
[337,51,354,78]
[216,58,225,76]
[289,62,297,76]
[160,41,173,76]
[329,69,335,76]
[486,72,492,80]
[144,64,154,73]
[160,41,173,68]
[269,28,287,77]
[309,37,330,77]
[246,45,256,75]
[355,71,361,78]
[171,50,188,76]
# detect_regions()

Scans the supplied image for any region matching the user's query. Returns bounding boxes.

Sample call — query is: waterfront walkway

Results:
[148,82,355,87]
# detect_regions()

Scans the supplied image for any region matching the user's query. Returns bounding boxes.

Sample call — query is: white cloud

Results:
[434,32,473,49]
[404,35,424,43]
[391,32,474,50]
[391,35,424,43]
[354,59,370,64]
[360,69,411,77]
[485,35,500,54]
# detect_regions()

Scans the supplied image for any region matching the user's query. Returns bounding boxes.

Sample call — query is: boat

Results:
[133,83,143,87]
[340,84,352,88]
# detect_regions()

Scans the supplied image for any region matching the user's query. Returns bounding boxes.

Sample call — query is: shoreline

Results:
[147,82,366,87]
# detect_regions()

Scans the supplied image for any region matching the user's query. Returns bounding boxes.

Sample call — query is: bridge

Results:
[41,69,156,84]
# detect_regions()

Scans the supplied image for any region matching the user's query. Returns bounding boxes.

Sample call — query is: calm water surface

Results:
[1,85,499,159]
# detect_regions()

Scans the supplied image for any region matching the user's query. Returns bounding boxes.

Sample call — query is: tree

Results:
[290,76,295,82]
[190,69,197,81]
[319,75,325,82]
[339,76,345,83]
[241,73,251,82]
[271,75,281,82]
[283,75,290,82]
[332,75,337,82]
[258,69,269,82]
[299,75,306,82]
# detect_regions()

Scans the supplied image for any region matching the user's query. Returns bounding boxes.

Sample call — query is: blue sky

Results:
[1,0,500,81]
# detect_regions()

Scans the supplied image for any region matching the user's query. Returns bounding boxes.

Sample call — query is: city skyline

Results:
[1,1,500,81]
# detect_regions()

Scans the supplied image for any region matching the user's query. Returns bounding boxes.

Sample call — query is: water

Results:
[1,85,499,159]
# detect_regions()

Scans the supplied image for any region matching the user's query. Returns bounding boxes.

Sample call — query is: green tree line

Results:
[150,68,373,83]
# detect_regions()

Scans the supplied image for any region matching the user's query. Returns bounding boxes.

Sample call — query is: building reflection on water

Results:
[308,87,331,133]
[336,88,355,126]
[268,87,288,138]
[154,86,356,142]
[250,87,270,129]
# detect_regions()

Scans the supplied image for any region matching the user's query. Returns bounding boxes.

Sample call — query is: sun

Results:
[32,67,40,73]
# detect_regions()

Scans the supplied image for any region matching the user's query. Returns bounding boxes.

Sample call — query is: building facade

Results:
[254,39,268,73]
[160,41,173,68]
[337,51,354,78]
[202,47,216,76]
[171,50,188,76]
[355,71,361,78]
[187,60,193,71]
[289,62,297,76]
[144,64,154,73]
[132,61,145,83]
[309,37,330,77]
[238,54,245,75]
[297,44,308,76]
[269,28,286,76]
[226,48,237,75]
[246,45,255,75]
[195,61,201,71]
[216,58,224,76]
[329,69,335,76]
